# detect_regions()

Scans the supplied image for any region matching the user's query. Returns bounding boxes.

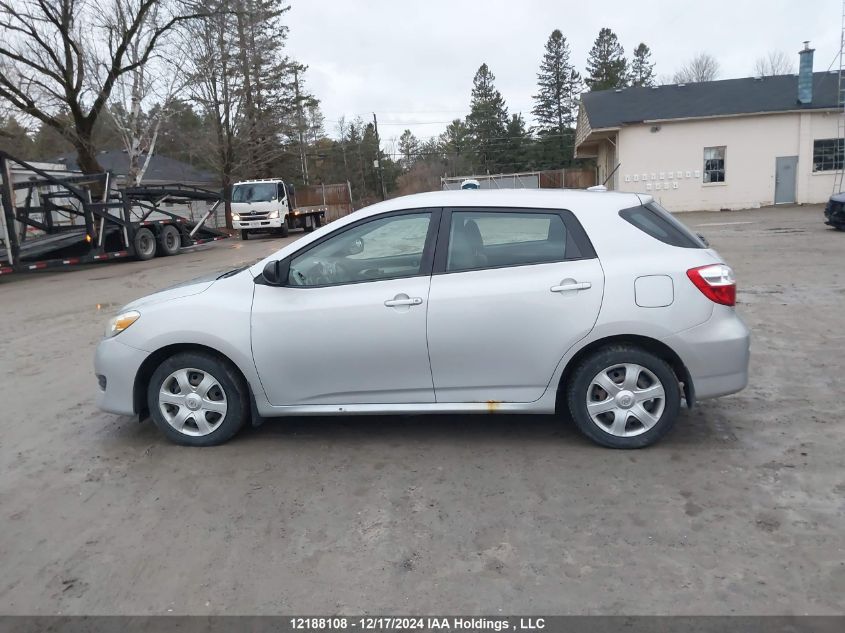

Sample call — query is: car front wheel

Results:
[566,345,680,448]
[147,351,248,446]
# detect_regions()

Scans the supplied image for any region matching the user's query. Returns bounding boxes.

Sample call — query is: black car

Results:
[825,193,845,229]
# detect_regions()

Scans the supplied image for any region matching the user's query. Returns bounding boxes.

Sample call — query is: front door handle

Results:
[551,281,592,293]
[384,296,423,307]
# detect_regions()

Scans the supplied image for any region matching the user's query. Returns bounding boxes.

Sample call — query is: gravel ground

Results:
[0,205,843,615]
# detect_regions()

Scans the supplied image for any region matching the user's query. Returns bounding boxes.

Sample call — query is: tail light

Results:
[686,264,736,306]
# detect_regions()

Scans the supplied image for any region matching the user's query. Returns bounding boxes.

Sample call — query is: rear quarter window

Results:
[619,202,706,248]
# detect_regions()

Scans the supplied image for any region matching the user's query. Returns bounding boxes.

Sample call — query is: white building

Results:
[575,44,842,211]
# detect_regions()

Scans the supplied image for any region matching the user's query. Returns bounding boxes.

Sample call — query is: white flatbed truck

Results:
[230,179,325,240]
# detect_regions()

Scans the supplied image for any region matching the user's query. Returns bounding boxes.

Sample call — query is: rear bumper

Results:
[663,307,750,400]
[94,337,150,415]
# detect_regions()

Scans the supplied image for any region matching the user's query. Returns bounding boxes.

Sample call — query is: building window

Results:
[813,139,844,172]
[703,146,726,183]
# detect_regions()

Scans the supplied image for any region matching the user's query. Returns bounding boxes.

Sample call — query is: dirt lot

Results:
[1,205,844,615]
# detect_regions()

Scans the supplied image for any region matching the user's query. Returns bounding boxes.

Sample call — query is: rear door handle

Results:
[384,297,423,307]
[551,281,592,293]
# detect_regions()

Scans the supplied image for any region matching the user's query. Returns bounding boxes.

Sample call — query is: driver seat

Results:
[449,219,487,270]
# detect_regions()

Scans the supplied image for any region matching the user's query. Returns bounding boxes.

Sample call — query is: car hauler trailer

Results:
[0,151,227,276]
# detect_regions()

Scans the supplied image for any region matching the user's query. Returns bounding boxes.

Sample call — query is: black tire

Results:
[303,218,315,233]
[147,351,248,446]
[315,215,323,228]
[133,227,157,261]
[565,345,681,449]
[278,222,289,238]
[240,229,249,241]
[158,224,181,256]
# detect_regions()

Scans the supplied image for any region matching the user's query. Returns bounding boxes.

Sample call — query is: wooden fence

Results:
[292,182,354,222]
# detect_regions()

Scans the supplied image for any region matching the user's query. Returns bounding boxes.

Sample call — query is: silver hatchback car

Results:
[95,190,750,448]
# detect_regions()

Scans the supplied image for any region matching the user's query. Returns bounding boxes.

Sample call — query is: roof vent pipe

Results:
[798,40,814,105]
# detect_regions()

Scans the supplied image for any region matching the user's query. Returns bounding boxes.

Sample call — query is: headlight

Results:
[105,310,140,338]
[268,210,280,219]
[231,213,240,221]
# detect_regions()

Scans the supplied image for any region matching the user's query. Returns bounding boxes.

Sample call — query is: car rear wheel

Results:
[147,352,248,446]
[566,345,680,448]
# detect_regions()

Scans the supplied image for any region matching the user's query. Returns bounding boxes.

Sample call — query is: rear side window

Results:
[619,202,706,248]
[445,209,594,273]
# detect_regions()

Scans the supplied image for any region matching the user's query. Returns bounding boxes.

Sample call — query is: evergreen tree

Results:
[630,43,656,87]
[0,116,34,159]
[465,63,509,172]
[503,113,531,172]
[398,129,420,170]
[532,29,582,164]
[585,28,628,91]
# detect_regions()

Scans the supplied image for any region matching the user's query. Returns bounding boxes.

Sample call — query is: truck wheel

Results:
[240,229,249,241]
[304,218,315,233]
[158,225,181,256]
[315,215,323,228]
[278,223,289,238]
[133,227,157,261]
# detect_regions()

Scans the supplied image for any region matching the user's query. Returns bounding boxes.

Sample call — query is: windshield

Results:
[232,183,276,203]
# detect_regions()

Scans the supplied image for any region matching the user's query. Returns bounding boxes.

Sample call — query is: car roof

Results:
[352,189,648,219]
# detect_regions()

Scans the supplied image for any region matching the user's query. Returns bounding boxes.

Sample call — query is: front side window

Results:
[232,183,277,202]
[703,146,726,183]
[288,212,431,287]
[813,138,844,172]
[446,211,582,272]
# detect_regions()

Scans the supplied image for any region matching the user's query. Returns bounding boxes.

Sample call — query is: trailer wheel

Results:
[158,225,181,256]
[133,227,157,261]
[240,229,249,241]
[304,218,315,233]
[315,215,323,228]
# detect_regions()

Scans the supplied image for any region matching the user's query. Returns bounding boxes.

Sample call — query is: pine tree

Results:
[503,113,531,172]
[585,28,628,91]
[398,129,419,170]
[465,63,509,172]
[630,43,656,87]
[532,29,582,164]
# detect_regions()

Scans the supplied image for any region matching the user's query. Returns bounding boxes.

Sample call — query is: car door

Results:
[426,208,604,403]
[251,209,439,406]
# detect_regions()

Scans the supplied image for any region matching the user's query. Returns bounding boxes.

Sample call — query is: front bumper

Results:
[94,337,150,415]
[663,306,751,400]
[824,201,845,227]
[233,218,282,230]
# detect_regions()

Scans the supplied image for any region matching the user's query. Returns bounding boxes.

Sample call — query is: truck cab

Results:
[231,180,293,239]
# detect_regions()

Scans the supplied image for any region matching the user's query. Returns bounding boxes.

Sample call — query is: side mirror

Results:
[262,258,290,286]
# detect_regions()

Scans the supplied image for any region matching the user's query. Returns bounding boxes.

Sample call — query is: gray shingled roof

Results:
[581,71,840,129]
[53,150,215,184]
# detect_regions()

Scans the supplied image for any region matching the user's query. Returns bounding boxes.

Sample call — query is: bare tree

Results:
[754,50,795,76]
[108,3,185,184]
[673,53,720,83]
[0,0,205,174]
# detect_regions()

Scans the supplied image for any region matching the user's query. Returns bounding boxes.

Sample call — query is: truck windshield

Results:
[232,183,276,202]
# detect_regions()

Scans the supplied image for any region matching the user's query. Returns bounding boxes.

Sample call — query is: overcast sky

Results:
[287,0,842,149]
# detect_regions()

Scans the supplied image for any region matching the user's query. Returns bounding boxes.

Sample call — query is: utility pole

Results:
[373,112,386,200]
[294,66,309,185]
